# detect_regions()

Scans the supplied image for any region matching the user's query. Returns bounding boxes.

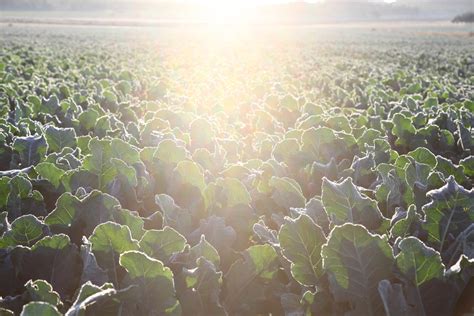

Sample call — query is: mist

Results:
[1,0,472,23]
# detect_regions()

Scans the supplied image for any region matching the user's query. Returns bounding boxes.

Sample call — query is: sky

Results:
[163,0,399,6]
[186,0,396,5]
[170,0,399,23]
[2,0,469,22]
[178,0,398,12]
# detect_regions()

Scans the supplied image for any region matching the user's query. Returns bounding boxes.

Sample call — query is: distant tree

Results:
[452,12,474,23]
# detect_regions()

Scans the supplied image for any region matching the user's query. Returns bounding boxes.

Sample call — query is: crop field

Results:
[0,23,473,315]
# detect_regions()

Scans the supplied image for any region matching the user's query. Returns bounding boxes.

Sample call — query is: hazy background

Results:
[0,0,473,24]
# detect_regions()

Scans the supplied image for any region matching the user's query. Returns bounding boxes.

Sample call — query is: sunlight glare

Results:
[186,0,327,25]
[199,0,256,25]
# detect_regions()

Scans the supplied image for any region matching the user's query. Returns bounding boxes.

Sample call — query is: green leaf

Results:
[223,244,279,313]
[322,177,386,230]
[173,160,206,193]
[40,95,60,115]
[139,226,186,264]
[279,214,326,286]
[435,156,468,186]
[422,176,474,253]
[390,205,421,239]
[113,208,145,240]
[12,135,47,167]
[460,156,474,178]
[155,194,193,236]
[119,251,181,315]
[193,148,216,171]
[280,94,299,111]
[190,118,214,148]
[20,302,60,316]
[269,176,306,211]
[375,163,413,215]
[423,96,438,108]
[94,116,111,137]
[44,125,77,153]
[253,220,279,246]
[322,223,394,316]
[357,128,382,150]
[155,139,188,165]
[178,258,225,316]
[69,282,112,306]
[350,153,376,187]
[90,222,139,285]
[27,95,41,112]
[44,192,80,227]
[373,138,398,164]
[60,169,98,194]
[395,237,444,287]
[0,178,10,210]
[11,234,82,299]
[90,222,139,254]
[326,115,352,133]
[391,113,416,146]
[457,122,473,152]
[35,162,65,189]
[76,135,91,155]
[189,216,236,268]
[215,177,251,208]
[381,238,458,316]
[111,158,137,187]
[301,127,351,162]
[443,224,474,268]
[25,279,61,306]
[45,191,125,244]
[120,250,170,278]
[272,138,300,164]
[8,175,32,198]
[78,108,100,131]
[79,241,108,286]
[110,138,140,165]
[31,234,70,250]
[403,158,438,209]
[0,214,48,248]
[66,282,124,316]
[6,174,46,220]
[407,147,437,168]
[189,235,220,268]
[0,211,8,235]
[83,138,117,190]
